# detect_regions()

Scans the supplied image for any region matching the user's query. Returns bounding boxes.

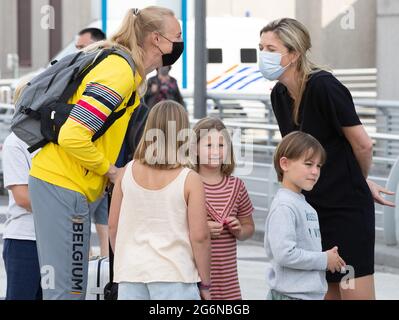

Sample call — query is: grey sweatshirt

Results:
[264,188,328,300]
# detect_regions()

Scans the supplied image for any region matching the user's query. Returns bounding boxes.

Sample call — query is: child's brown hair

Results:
[273,131,326,182]
[191,117,235,176]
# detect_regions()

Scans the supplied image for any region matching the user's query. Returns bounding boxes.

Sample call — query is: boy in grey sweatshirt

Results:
[264,132,345,300]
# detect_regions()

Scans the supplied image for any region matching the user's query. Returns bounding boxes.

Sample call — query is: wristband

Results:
[197,282,211,290]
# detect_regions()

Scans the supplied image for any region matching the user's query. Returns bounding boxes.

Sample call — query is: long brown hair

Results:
[191,117,236,176]
[260,18,328,125]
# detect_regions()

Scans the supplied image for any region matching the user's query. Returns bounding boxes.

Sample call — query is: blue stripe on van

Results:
[238,75,264,90]
[210,67,252,89]
[224,70,261,90]
[211,75,234,89]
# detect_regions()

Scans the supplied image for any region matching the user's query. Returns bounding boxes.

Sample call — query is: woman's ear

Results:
[290,51,301,65]
[150,31,160,46]
[279,157,290,172]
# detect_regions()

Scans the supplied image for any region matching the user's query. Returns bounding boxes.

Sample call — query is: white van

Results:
[53,17,274,94]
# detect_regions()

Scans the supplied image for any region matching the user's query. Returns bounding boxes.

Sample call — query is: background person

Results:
[2,77,42,300]
[75,28,106,50]
[144,65,185,108]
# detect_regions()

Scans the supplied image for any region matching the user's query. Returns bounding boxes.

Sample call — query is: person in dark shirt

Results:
[258,17,394,300]
[144,65,185,109]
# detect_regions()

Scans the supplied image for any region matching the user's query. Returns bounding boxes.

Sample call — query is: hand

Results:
[106,164,120,184]
[367,179,395,207]
[225,217,242,238]
[199,288,211,300]
[207,221,223,239]
[326,246,346,273]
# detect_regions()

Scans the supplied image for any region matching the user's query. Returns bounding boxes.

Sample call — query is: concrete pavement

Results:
[237,241,399,300]
[1,239,399,300]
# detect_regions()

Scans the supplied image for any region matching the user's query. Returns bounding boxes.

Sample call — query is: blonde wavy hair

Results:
[260,18,329,125]
[83,6,175,95]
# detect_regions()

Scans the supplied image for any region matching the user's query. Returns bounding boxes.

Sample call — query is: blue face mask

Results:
[258,51,291,81]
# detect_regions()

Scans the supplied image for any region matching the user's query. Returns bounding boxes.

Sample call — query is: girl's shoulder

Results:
[185,168,202,184]
[224,175,247,194]
[229,175,245,186]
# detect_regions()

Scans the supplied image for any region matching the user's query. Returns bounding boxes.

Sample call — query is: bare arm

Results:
[342,125,373,178]
[108,166,127,253]
[342,125,395,207]
[186,171,211,297]
[9,185,32,212]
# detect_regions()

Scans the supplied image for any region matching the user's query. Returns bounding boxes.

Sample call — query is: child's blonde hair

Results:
[191,117,235,176]
[273,131,326,182]
[13,74,36,103]
[134,100,189,169]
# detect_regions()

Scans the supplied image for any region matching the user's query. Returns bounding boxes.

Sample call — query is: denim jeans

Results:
[2,239,42,300]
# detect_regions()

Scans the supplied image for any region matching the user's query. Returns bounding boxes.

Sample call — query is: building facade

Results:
[0,0,94,79]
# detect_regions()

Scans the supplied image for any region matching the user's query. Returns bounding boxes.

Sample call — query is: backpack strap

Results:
[27,48,137,152]
[28,139,48,153]
[91,48,137,142]
[59,49,116,103]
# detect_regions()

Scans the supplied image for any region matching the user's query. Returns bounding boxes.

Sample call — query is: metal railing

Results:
[228,126,398,247]
[1,73,399,245]
[187,94,399,247]
[191,92,399,156]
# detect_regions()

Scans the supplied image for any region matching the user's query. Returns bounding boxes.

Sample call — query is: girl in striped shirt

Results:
[192,117,255,300]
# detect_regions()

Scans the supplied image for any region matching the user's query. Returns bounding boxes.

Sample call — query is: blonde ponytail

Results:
[83,6,175,95]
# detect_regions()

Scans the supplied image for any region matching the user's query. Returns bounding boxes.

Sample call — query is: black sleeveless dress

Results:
[271,70,375,282]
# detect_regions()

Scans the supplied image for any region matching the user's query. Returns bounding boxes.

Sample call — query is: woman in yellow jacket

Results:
[28,6,184,300]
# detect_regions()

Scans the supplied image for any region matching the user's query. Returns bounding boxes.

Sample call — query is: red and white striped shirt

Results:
[204,175,254,300]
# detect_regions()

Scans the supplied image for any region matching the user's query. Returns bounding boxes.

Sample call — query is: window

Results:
[17,0,32,67]
[208,48,222,63]
[240,48,257,63]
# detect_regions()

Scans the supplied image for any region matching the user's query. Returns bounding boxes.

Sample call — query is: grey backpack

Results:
[11,47,136,153]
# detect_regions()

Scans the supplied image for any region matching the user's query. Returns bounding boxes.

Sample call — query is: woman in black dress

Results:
[258,18,394,300]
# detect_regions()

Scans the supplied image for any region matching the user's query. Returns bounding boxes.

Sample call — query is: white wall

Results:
[207,0,296,20]
[32,0,50,71]
[0,0,17,78]
[62,0,93,47]
[105,0,182,20]
[377,0,399,99]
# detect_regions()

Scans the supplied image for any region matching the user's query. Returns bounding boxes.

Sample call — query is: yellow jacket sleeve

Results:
[58,55,135,176]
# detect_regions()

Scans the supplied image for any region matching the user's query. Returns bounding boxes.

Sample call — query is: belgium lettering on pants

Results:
[29,176,91,300]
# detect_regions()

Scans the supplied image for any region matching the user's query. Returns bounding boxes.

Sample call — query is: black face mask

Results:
[158,34,184,67]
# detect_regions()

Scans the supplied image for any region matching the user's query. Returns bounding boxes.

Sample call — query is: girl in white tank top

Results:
[108,101,211,300]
